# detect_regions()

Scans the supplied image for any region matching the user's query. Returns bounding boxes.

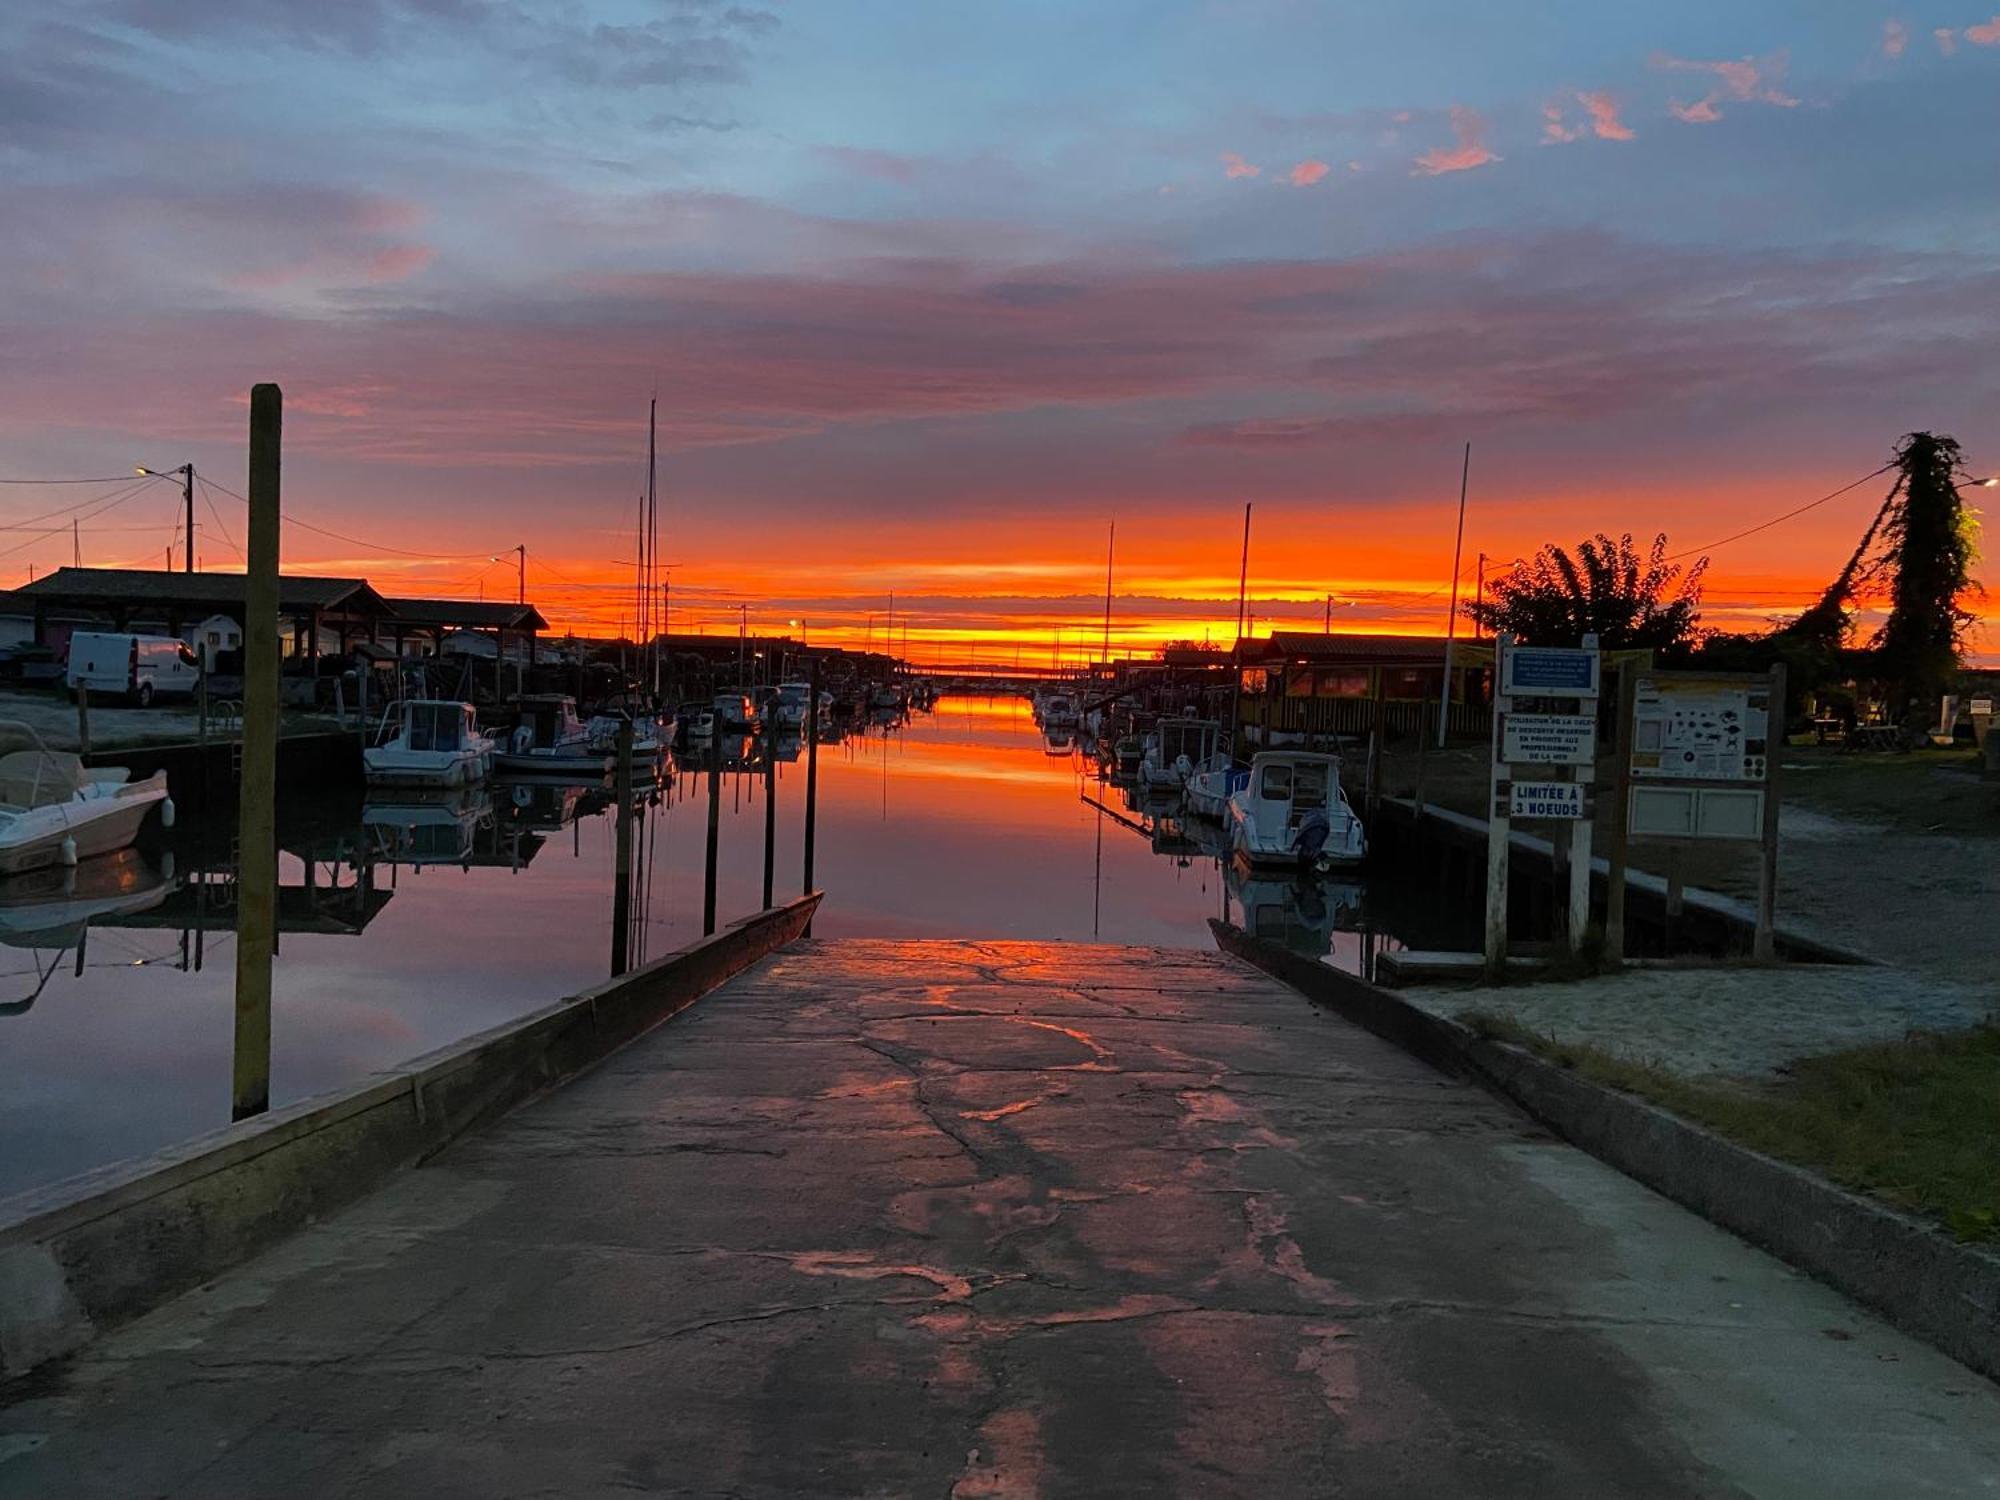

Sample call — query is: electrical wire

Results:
[0,474,169,534]
[0,475,148,485]
[194,476,244,562]
[197,475,495,560]
[1664,462,1898,562]
[0,477,167,563]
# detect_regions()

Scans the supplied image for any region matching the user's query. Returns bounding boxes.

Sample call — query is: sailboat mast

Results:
[1101,519,1115,671]
[1227,503,1253,761]
[646,397,658,696]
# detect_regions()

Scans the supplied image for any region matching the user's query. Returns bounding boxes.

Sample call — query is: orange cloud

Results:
[1220,151,1261,179]
[1882,19,1909,57]
[1413,106,1499,176]
[1670,97,1722,123]
[1967,14,2000,43]
[1288,159,1330,187]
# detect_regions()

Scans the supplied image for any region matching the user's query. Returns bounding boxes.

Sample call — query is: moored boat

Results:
[363,700,494,787]
[1225,750,1366,870]
[494,695,612,779]
[0,728,172,875]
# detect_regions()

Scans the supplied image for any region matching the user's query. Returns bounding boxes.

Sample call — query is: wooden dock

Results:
[4,939,1997,1497]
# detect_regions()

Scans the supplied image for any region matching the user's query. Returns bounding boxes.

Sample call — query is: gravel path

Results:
[1404,964,1998,1080]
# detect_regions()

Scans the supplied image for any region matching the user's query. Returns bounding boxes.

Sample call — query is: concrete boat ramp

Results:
[5,939,1998,1497]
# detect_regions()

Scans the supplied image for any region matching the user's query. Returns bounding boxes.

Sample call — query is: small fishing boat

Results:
[1184,756,1245,820]
[1226,751,1366,870]
[1140,718,1220,791]
[363,700,494,787]
[713,691,758,732]
[773,681,814,729]
[0,727,173,874]
[494,695,612,779]
[1041,691,1080,730]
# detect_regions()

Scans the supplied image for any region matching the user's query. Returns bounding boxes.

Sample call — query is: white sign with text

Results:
[1510,781,1585,820]
[1502,713,1596,766]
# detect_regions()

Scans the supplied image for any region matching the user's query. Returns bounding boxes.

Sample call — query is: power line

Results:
[0,474,170,534]
[197,475,496,560]
[1666,462,1897,562]
[0,478,166,563]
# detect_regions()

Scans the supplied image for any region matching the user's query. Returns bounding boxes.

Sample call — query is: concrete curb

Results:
[1210,919,2000,1385]
[0,892,822,1381]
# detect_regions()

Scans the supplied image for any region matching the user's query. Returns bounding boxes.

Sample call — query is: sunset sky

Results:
[3,2,1998,661]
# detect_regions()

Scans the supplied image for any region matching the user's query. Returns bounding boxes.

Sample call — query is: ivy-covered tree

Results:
[1465,532,1708,655]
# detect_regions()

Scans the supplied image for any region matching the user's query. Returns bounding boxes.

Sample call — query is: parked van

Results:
[65,633,201,706]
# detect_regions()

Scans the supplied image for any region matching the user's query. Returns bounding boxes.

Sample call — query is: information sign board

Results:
[1510,781,1585,820]
[1502,713,1596,766]
[1502,647,1600,697]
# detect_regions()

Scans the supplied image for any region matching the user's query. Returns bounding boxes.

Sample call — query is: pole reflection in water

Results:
[0,694,1468,1200]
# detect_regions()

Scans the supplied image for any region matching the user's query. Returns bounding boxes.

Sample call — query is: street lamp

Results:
[135,464,195,572]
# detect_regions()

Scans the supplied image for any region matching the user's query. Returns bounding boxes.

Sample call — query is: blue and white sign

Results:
[1510,781,1585,820]
[1503,646,1600,697]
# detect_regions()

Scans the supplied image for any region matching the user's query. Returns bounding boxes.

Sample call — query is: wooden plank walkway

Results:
[4,939,1997,1497]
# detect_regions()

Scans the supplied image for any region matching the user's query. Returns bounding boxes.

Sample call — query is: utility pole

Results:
[72,519,79,569]
[515,544,525,605]
[1475,553,1488,641]
[1438,442,1471,750]
[234,384,282,1122]
[182,465,194,573]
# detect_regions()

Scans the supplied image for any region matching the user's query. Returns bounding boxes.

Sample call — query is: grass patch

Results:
[1461,1009,2000,1245]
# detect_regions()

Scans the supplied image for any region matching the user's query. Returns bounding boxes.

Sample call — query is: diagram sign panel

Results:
[1630,675,1769,783]
[1510,781,1584,820]
[1502,647,1600,698]
[1502,713,1596,766]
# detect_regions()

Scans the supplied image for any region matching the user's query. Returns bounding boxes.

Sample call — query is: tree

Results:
[1774,431,1980,704]
[1464,532,1708,655]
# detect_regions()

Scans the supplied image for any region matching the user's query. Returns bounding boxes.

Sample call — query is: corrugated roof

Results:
[382,597,548,632]
[15,567,386,613]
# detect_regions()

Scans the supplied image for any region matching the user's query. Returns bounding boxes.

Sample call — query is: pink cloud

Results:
[1220,151,1261,179]
[230,243,433,292]
[1413,107,1499,176]
[1653,50,1799,121]
[1547,92,1634,144]
[1288,159,1330,187]
[1579,90,1635,140]
[1882,19,1909,57]
[1967,15,2000,43]
[1935,27,1959,53]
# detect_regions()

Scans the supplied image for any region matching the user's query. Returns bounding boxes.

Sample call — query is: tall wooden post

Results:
[233,383,281,1122]
[1754,662,1786,961]
[803,659,820,936]
[610,719,634,976]
[1602,664,1637,965]
[1483,633,1513,978]
[1564,634,1600,956]
[761,728,777,910]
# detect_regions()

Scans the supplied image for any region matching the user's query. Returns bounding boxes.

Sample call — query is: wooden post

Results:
[703,740,721,937]
[1754,662,1786,961]
[610,719,634,977]
[1483,633,1512,978]
[803,660,820,936]
[73,683,89,755]
[1365,668,1385,815]
[233,383,281,1123]
[761,727,777,910]
[1564,634,1600,957]
[1414,693,1431,816]
[1602,664,1637,964]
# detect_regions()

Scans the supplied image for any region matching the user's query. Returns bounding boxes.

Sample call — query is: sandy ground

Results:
[1381,741,2000,1078]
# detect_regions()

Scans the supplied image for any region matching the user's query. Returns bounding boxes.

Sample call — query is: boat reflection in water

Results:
[0,848,178,1015]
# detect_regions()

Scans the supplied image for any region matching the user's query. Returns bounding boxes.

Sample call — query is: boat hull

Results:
[363,747,486,787]
[0,782,168,875]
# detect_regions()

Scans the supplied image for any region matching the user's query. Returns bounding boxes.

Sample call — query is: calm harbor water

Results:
[0,695,1462,1198]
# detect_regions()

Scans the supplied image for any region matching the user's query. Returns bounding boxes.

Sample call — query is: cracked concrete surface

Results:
[4,938,1998,1498]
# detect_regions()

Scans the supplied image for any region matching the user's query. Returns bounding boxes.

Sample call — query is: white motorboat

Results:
[0,728,173,875]
[1041,691,1080,730]
[1226,750,1366,870]
[773,680,813,730]
[1185,756,1246,820]
[494,695,612,779]
[713,691,758,732]
[1140,717,1220,791]
[364,700,493,787]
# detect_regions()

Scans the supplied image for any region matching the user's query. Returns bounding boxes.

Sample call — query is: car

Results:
[0,643,62,687]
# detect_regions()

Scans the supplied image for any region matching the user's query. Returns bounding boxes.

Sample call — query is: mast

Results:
[1101,519,1115,673]
[646,397,658,697]
[1226,503,1253,762]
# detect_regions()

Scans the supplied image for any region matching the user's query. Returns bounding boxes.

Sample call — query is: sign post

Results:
[1486,635,1600,976]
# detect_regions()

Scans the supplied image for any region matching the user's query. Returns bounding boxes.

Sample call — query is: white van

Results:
[65,632,202,706]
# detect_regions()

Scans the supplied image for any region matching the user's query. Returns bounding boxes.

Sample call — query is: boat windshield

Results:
[1292,762,1329,809]
[1260,764,1293,801]
[408,704,463,752]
